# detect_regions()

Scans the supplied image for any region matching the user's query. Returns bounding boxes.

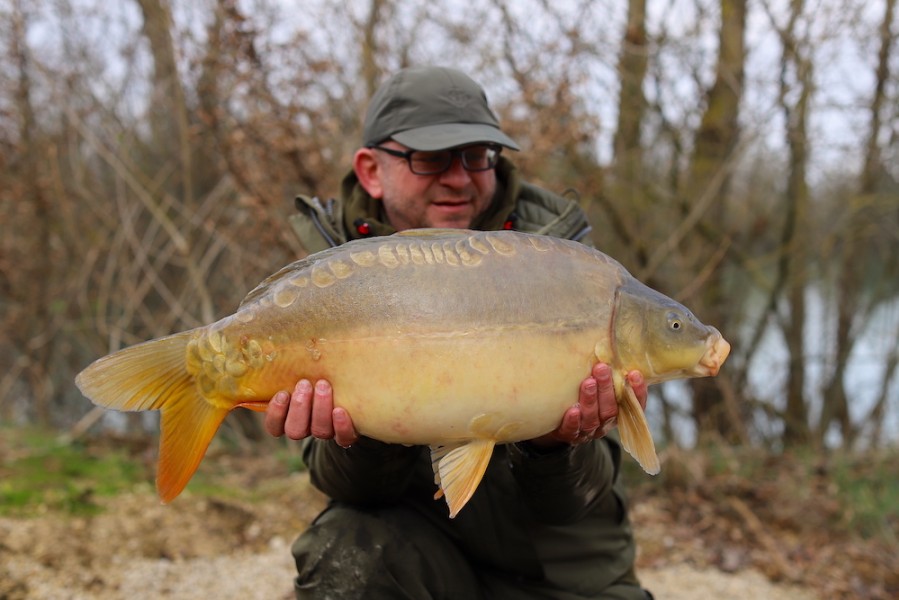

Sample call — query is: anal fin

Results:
[429,440,495,518]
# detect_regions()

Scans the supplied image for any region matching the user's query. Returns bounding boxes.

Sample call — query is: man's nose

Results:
[438,156,472,185]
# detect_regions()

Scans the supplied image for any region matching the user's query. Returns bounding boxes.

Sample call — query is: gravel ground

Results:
[0,450,850,600]
[4,537,818,600]
[1,478,820,600]
[6,434,893,598]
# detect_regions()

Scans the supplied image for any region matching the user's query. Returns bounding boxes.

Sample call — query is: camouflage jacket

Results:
[290,157,640,595]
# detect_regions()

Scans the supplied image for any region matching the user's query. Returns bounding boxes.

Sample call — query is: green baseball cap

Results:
[362,66,520,151]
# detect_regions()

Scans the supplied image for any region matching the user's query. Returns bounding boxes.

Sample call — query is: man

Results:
[264,66,652,599]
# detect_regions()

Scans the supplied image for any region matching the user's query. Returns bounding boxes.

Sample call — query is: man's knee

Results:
[293,505,393,598]
[292,504,479,600]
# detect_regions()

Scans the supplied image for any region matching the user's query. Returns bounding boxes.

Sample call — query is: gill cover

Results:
[613,279,713,383]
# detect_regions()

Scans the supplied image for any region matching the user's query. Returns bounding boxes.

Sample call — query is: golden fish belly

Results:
[309,326,603,445]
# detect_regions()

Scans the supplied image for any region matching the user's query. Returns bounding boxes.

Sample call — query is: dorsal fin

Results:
[394,228,473,238]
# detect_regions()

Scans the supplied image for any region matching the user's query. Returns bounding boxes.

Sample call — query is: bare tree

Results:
[612,0,648,191]
[766,0,815,446]
[682,0,748,444]
[3,0,55,424]
[605,0,651,270]
[1,0,896,453]
[820,0,898,447]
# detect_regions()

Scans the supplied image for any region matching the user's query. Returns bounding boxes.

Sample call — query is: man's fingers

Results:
[593,363,619,423]
[332,407,358,448]
[557,406,581,441]
[264,391,290,437]
[283,379,314,440]
[578,375,601,435]
[309,379,336,439]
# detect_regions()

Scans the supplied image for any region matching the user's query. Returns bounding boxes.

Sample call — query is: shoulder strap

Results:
[288,195,349,254]
[513,182,594,246]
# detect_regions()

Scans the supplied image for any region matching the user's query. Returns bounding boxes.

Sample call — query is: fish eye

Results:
[667,312,683,332]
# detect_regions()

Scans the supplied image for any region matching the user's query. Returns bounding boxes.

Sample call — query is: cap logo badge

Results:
[445,88,472,108]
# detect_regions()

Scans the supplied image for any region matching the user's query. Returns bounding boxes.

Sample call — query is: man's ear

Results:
[353,148,384,199]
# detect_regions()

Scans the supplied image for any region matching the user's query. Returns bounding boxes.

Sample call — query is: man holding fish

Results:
[265,66,655,600]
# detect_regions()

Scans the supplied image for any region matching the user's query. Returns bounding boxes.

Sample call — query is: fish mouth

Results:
[697,328,731,376]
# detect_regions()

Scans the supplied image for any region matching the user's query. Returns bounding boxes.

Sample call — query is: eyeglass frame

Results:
[368,143,503,175]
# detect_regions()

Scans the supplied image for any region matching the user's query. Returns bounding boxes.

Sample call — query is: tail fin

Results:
[617,383,660,475]
[75,331,229,502]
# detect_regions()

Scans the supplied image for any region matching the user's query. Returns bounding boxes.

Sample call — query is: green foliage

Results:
[0,427,148,516]
[0,425,313,516]
[829,451,899,542]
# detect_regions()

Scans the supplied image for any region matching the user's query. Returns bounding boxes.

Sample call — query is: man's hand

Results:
[528,363,647,449]
[264,379,359,448]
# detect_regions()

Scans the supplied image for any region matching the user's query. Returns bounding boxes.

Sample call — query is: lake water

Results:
[650,286,899,448]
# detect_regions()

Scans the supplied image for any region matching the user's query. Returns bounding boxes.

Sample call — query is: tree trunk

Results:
[9,1,54,425]
[612,0,648,194]
[135,0,192,205]
[685,0,747,444]
[602,0,651,271]
[774,0,813,446]
[361,0,387,98]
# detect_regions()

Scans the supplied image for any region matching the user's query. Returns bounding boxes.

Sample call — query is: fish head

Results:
[612,279,731,383]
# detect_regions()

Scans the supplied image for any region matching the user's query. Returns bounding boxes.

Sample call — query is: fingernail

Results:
[315,380,330,393]
[296,379,312,393]
[584,380,597,395]
[273,391,288,405]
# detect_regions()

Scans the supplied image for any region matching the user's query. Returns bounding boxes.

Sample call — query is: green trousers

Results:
[292,503,651,600]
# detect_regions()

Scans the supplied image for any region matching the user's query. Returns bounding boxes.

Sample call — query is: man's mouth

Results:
[431,199,471,212]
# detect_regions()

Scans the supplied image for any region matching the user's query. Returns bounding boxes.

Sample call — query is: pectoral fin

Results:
[618,383,660,475]
[429,440,495,518]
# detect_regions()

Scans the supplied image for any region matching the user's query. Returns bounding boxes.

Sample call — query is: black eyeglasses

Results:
[369,144,502,175]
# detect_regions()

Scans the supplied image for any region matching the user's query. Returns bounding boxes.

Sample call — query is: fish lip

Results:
[698,330,731,376]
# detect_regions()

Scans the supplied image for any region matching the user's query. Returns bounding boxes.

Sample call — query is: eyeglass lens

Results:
[409,146,499,174]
